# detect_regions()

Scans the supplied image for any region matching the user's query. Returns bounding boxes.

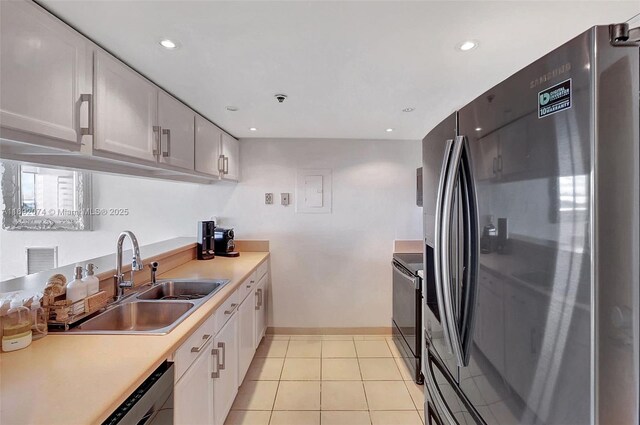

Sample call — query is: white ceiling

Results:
[40,1,639,140]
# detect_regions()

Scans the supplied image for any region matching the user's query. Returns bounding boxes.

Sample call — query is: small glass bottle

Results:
[30,296,48,340]
[2,299,32,352]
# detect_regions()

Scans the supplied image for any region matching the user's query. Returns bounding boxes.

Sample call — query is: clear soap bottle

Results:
[30,295,48,340]
[2,299,32,352]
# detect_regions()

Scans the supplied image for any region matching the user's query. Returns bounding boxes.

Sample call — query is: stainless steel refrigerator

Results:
[422,24,639,425]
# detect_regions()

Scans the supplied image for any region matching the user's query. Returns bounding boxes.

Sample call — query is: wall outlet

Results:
[265,193,273,204]
[281,193,290,206]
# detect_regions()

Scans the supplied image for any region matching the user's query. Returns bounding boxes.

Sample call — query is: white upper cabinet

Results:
[158,91,195,170]
[195,115,222,177]
[0,0,91,147]
[221,132,240,181]
[94,50,158,163]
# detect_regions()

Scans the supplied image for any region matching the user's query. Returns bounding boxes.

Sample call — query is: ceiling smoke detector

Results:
[226,106,239,112]
[275,94,288,103]
[402,107,415,113]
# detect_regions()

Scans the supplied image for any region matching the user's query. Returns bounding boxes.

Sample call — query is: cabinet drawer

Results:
[214,288,240,335]
[257,260,269,281]
[173,314,215,382]
[237,272,257,303]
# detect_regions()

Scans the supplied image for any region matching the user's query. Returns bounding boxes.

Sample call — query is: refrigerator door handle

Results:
[440,135,466,367]
[434,138,455,356]
[458,136,480,367]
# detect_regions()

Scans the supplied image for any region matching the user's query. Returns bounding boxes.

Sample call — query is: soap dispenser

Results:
[2,298,32,352]
[66,266,87,315]
[83,263,99,296]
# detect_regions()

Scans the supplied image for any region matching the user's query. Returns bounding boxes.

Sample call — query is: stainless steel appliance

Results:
[392,252,424,384]
[197,220,216,260]
[102,362,174,425]
[422,24,639,425]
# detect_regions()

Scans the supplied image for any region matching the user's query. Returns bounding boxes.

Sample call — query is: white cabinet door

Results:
[158,91,195,170]
[195,115,222,177]
[237,292,255,385]
[174,339,214,425]
[220,132,239,181]
[254,275,267,348]
[213,312,238,425]
[0,0,91,147]
[94,50,158,162]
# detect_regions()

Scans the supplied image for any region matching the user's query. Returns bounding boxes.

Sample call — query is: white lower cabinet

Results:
[174,337,214,425]
[254,275,267,348]
[213,312,238,425]
[237,289,256,384]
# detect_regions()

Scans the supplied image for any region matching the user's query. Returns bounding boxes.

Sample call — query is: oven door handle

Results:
[393,261,418,289]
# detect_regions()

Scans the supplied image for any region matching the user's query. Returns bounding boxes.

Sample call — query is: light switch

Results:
[304,175,323,208]
[265,193,273,204]
[281,193,290,206]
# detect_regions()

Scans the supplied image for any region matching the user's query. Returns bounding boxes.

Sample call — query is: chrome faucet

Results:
[113,231,144,301]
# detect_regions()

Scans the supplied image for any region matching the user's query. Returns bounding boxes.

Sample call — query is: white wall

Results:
[0,168,216,280]
[215,139,422,328]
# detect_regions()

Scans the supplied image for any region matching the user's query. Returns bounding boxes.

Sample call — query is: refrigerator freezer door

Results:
[458,29,594,424]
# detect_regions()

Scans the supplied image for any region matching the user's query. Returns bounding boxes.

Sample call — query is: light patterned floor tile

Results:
[322,340,357,358]
[246,357,285,381]
[256,340,289,358]
[358,358,402,381]
[353,335,388,340]
[286,340,322,358]
[281,358,321,380]
[269,410,320,425]
[290,335,323,340]
[273,381,321,410]
[370,410,423,425]
[265,335,291,341]
[322,358,361,381]
[385,338,404,358]
[321,381,368,411]
[418,407,425,424]
[321,335,356,340]
[321,411,372,425]
[394,357,414,381]
[364,381,416,411]
[355,340,393,358]
[225,410,271,425]
[404,380,424,409]
[232,381,279,410]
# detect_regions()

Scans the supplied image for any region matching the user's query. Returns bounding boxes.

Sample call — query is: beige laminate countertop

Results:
[0,252,269,425]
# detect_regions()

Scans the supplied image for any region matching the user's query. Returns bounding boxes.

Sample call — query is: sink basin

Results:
[71,301,194,334]
[136,279,228,301]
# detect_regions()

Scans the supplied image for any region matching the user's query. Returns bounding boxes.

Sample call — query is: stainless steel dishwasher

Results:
[102,362,174,425]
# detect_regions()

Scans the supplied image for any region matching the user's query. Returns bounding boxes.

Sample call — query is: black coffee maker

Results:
[197,220,216,260]
[214,227,240,257]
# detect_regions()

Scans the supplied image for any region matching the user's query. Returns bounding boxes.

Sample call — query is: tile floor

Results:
[226,335,425,425]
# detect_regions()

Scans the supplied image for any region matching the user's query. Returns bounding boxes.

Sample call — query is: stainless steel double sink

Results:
[67,279,230,335]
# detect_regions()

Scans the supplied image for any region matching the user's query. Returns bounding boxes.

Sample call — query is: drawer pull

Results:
[218,342,226,369]
[191,334,212,353]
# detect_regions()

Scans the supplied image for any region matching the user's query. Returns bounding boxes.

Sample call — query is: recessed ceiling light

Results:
[249,127,257,131]
[386,128,394,132]
[226,106,239,112]
[475,127,482,131]
[159,39,178,49]
[402,107,415,113]
[457,40,478,51]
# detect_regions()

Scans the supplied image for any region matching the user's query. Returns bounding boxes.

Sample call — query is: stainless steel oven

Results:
[392,253,423,384]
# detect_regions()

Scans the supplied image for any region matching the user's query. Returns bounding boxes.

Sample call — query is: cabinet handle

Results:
[211,348,220,378]
[162,128,171,157]
[497,154,503,172]
[492,157,497,174]
[191,334,212,352]
[218,154,225,173]
[256,288,263,310]
[80,94,93,136]
[224,156,229,174]
[153,126,162,156]
[218,342,226,370]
